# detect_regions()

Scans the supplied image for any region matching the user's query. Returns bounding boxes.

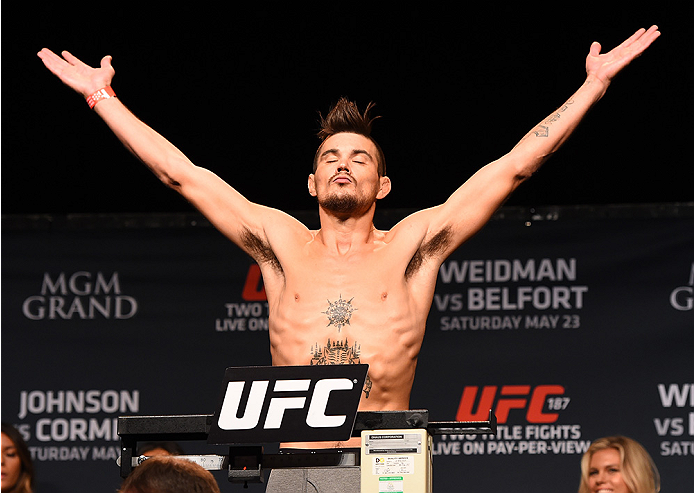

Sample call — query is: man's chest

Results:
[259,232,439,320]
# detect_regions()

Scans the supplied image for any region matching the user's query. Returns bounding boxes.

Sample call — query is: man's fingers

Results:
[37,48,61,65]
[618,25,660,57]
[37,48,68,75]
[61,50,83,67]
[639,25,661,52]
[623,26,660,60]
[620,27,647,50]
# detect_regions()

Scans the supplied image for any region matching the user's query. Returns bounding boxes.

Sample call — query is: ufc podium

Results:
[117,365,496,491]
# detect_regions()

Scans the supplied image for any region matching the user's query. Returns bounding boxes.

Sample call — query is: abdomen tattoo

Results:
[310,338,373,398]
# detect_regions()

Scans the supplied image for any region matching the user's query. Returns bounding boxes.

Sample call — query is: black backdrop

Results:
[3,5,692,214]
[2,206,693,492]
[2,3,693,493]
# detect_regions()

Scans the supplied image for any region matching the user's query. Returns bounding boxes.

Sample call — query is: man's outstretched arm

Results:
[419,26,661,256]
[37,48,281,254]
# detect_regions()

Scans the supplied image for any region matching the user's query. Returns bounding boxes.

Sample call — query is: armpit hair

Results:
[241,227,283,273]
[405,226,452,279]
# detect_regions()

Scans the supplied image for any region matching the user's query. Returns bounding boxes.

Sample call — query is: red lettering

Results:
[455,384,565,424]
[527,385,564,423]
[494,385,530,423]
[242,265,267,301]
[456,386,497,421]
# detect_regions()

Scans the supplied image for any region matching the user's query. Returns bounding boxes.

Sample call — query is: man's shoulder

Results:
[259,207,314,241]
[242,208,313,270]
[381,207,455,279]
[382,207,438,243]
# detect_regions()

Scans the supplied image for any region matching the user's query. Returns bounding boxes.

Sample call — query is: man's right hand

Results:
[37,49,115,98]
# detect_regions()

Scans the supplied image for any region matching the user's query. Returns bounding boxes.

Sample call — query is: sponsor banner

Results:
[655,383,694,457]
[2,208,693,492]
[413,212,694,491]
[433,382,587,458]
[12,389,139,464]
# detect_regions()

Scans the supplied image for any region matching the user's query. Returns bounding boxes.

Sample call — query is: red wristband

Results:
[86,86,116,109]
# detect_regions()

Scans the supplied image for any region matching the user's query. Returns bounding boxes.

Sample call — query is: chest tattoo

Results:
[322,294,357,332]
[310,338,372,398]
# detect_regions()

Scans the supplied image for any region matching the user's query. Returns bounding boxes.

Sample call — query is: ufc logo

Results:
[208,365,366,444]
[218,378,353,430]
[456,385,566,424]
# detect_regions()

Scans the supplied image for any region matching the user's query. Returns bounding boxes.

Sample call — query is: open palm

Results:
[37,49,115,97]
[585,25,660,84]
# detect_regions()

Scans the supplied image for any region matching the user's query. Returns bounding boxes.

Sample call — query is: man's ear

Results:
[308,174,317,197]
[376,176,391,199]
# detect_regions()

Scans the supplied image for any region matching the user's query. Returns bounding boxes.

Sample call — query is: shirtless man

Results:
[38,27,658,456]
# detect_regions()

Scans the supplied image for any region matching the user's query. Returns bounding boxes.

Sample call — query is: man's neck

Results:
[316,205,379,255]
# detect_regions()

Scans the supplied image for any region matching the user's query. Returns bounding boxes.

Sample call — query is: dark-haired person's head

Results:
[309,98,391,217]
[314,97,386,177]
[136,441,185,457]
[118,456,220,493]
[1,423,34,493]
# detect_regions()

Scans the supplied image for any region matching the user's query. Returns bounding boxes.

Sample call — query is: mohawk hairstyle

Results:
[314,97,386,176]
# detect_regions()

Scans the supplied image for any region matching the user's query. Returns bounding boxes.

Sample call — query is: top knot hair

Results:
[314,97,386,176]
[317,97,380,139]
